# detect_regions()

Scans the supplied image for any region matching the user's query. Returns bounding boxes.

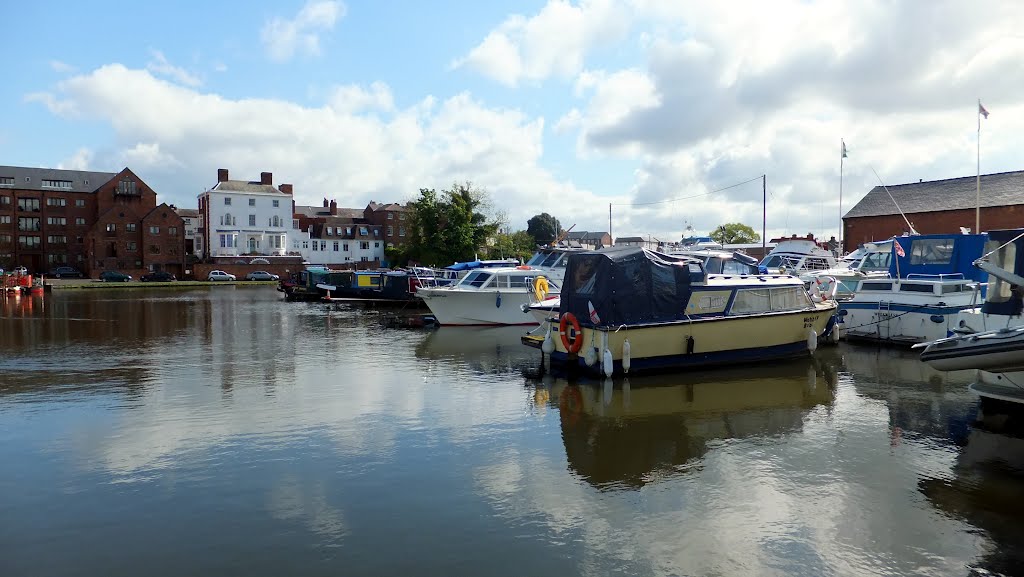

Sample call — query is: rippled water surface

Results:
[3,288,1024,576]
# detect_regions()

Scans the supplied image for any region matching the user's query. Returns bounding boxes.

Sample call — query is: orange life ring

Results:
[559,312,583,353]
[516,265,531,270]
[815,278,831,301]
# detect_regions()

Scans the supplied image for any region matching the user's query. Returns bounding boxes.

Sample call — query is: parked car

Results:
[50,266,84,279]
[245,270,280,281]
[207,270,236,282]
[13,266,28,275]
[141,271,176,282]
[99,271,132,282]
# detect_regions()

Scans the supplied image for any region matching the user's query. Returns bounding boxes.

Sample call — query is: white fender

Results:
[830,323,841,344]
[622,338,631,374]
[584,332,599,366]
[807,329,818,352]
[603,347,614,377]
[541,324,555,354]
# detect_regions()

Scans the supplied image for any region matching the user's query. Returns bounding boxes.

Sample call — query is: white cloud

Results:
[146,50,202,87]
[58,147,94,171]
[453,0,631,86]
[27,64,612,235]
[261,0,345,62]
[49,59,76,74]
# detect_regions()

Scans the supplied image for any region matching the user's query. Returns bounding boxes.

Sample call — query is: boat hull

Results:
[418,287,540,326]
[840,301,973,345]
[533,303,836,376]
[920,327,1024,372]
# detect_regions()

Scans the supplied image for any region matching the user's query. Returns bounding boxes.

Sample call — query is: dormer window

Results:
[359,227,368,236]
[327,227,333,236]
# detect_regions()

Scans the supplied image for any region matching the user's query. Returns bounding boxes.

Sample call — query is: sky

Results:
[3,0,1023,244]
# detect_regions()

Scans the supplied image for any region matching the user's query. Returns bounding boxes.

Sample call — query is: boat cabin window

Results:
[704,257,724,274]
[984,239,1017,303]
[909,238,954,265]
[722,260,755,274]
[462,271,493,288]
[860,252,890,271]
[898,283,934,293]
[501,274,531,288]
[860,282,893,291]
[731,286,811,314]
[940,283,970,294]
[803,258,831,271]
[573,259,600,295]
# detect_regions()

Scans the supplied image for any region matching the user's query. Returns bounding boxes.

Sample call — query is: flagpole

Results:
[839,138,844,254]
[976,98,981,234]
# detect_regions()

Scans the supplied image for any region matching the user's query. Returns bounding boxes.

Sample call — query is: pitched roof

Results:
[212,180,286,194]
[566,231,608,241]
[844,170,1024,219]
[0,165,116,193]
[615,236,646,243]
[369,202,407,212]
[174,208,200,218]
[294,205,365,220]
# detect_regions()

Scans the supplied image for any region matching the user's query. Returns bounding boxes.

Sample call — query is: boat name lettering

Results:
[803,315,820,328]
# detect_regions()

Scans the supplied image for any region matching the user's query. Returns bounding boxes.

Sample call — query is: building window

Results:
[18,217,40,231]
[0,216,8,224]
[249,214,256,226]
[333,241,339,251]
[361,256,368,262]
[273,199,280,207]
[219,234,236,248]
[387,212,394,220]
[75,218,86,225]
[169,227,178,236]
[0,235,10,244]
[47,217,67,226]
[374,242,380,248]
[224,197,231,206]
[387,226,393,236]
[116,179,137,195]
[345,227,352,235]
[126,223,136,232]
[106,223,116,232]
[41,179,72,189]
[0,177,13,186]
[400,213,406,220]
[149,226,160,234]
[17,198,40,212]
[312,241,318,251]
[0,195,9,205]
[360,241,369,250]
[326,227,333,236]
[399,226,405,236]
[342,243,349,251]
[47,235,66,244]
[75,199,86,207]
[18,236,41,248]
[47,254,67,265]
[46,197,67,207]
[359,227,368,236]
[248,198,256,206]
[126,241,137,251]
[302,241,309,249]
[373,229,379,237]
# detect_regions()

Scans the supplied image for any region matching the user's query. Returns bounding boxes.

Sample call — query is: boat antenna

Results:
[869,166,919,235]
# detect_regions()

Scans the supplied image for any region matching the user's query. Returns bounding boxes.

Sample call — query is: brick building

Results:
[843,170,1024,253]
[293,199,385,266]
[0,165,185,277]
[364,201,410,249]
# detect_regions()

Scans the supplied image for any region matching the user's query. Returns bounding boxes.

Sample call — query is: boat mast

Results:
[839,138,844,254]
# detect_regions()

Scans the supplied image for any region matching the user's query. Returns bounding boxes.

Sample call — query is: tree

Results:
[526,213,562,245]
[395,182,500,267]
[710,223,760,245]
[482,230,536,262]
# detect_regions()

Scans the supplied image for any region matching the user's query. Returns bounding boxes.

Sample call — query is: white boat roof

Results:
[704,274,807,286]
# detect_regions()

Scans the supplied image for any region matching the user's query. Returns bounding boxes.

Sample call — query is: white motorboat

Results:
[810,239,895,299]
[759,236,839,282]
[840,233,988,345]
[417,266,558,326]
[914,228,1024,405]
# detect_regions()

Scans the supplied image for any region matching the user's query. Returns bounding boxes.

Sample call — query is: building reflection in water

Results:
[542,354,840,489]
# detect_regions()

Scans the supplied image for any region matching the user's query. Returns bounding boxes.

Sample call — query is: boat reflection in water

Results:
[544,353,840,489]
[920,404,1024,575]
[415,326,537,374]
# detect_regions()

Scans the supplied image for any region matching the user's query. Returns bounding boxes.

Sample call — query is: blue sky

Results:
[3,0,1023,243]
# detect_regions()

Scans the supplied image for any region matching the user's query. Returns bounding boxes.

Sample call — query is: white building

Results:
[173,207,201,257]
[292,201,386,266]
[198,169,293,259]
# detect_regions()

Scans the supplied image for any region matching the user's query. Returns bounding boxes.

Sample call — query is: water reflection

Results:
[546,357,839,489]
[415,326,538,374]
[920,405,1024,576]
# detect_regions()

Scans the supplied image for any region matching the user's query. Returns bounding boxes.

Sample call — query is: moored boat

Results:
[759,235,839,281]
[523,246,837,376]
[416,266,558,326]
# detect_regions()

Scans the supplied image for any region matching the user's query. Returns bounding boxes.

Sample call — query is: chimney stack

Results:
[279,184,293,194]
[260,172,273,185]
[217,168,229,182]
[330,200,338,215]
[323,198,329,207]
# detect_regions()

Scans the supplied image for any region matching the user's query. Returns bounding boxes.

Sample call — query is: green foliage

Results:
[526,213,562,245]
[482,230,536,262]
[709,222,760,245]
[393,182,500,267]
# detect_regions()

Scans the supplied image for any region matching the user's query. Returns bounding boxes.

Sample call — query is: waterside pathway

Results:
[1,287,1023,576]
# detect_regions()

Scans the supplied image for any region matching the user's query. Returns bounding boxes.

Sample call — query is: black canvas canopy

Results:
[560,246,706,326]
